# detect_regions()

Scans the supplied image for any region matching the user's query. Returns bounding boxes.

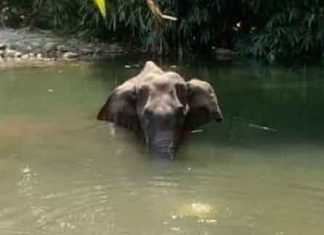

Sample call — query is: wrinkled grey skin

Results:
[97,61,223,159]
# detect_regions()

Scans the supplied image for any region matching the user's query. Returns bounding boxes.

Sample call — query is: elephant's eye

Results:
[175,84,187,103]
[138,85,149,97]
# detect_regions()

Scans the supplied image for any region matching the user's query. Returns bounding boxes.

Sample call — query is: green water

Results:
[0,59,324,235]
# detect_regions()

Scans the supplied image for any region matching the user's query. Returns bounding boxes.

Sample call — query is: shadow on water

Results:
[0,59,324,234]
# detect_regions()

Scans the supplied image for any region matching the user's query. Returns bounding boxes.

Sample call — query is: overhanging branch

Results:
[145,0,177,22]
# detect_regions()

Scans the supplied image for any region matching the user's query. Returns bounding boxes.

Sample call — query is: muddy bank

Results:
[0,28,133,64]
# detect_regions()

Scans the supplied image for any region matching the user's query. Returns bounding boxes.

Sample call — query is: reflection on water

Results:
[0,60,324,234]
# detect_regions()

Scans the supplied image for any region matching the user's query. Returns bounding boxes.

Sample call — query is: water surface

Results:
[0,59,324,235]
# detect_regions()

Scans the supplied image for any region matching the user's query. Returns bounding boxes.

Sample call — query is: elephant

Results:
[97,61,223,159]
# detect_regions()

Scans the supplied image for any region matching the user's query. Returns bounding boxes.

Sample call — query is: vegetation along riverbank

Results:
[0,0,323,62]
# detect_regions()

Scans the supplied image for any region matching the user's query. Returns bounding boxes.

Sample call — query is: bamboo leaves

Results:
[3,0,324,59]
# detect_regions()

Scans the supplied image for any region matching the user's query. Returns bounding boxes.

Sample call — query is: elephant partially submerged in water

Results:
[97,61,223,159]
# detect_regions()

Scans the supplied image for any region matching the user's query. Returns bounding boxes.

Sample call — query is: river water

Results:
[0,59,324,235]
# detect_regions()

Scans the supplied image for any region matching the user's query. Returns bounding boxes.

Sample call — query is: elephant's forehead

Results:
[141,71,185,88]
[146,93,181,113]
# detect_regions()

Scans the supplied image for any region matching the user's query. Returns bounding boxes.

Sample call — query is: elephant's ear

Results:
[97,81,140,132]
[185,79,223,130]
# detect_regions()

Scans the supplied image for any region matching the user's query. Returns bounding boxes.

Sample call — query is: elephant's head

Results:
[97,61,223,159]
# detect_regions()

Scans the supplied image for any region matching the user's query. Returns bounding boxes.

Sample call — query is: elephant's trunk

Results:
[149,138,177,160]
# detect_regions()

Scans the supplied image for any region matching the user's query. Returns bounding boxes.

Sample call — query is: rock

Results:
[24,45,32,52]
[31,42,41,48]
[107,43,122,52]
[44,42,57,52]
[4,49,14,57]
[5,49,22,58]
[21,54,29,60]
[80,48,94,55]
[9,42,23,51]
[214,47,235,61]
[214,48,235,56]
[63,52,78,60]
[57,45,69,52]
[0,43,7,50]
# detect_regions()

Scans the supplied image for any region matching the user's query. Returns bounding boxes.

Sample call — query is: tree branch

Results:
[145,0,177,22]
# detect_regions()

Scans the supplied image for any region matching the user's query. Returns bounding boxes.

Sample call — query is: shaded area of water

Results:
[0,60,324,234]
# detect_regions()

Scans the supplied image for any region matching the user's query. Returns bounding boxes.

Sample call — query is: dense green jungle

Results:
[1,0,323,60]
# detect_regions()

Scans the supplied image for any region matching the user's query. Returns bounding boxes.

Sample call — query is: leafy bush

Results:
[243,0,324,60]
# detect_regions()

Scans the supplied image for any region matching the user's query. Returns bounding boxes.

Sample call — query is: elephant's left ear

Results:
[97,81,140,132]
[185,79,223,130]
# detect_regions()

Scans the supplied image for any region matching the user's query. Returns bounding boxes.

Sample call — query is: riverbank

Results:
[0,28,239,68]
[0,28,132,64]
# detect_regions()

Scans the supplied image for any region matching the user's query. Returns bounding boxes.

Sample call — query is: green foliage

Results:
[244,0,324,60]
[32,0,81,30]
[1,0,323,59]
[0,0,32,27]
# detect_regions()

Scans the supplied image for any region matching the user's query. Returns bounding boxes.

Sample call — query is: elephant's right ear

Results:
[97,81,140,131]
[184,79,223,130]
